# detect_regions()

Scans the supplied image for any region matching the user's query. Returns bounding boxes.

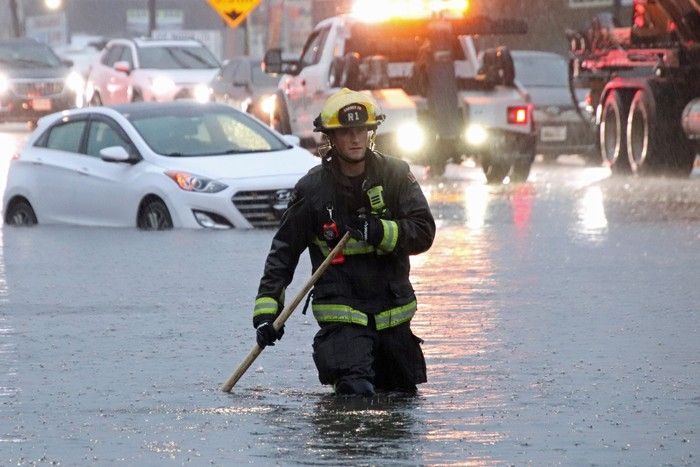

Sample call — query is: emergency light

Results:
[351,0,469,22]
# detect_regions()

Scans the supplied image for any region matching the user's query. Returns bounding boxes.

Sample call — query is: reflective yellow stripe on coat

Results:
[312,299,417,330]
[377,219,398,253]
[253,296,278,318]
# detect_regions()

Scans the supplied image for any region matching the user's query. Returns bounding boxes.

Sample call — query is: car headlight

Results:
[193,84,212,103]
[465,124,488,146]
[396,121,425,153]
[151,75,176,95]
[260,94,277,115]
[65,71,84,93]
[165,171,228,193]
[0,73,9,94]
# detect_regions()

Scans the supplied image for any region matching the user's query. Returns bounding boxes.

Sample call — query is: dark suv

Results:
[0,39,83,125]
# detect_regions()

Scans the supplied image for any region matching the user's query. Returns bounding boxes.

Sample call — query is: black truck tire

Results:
[600,90,632,174]
[627,88,695,177]
[482,158,511,184]
[511,150,536,183]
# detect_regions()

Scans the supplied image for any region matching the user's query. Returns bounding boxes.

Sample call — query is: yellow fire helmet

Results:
[313,88,385,133]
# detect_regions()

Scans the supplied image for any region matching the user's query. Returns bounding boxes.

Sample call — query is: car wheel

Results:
[5,198,38,226]
[137,198,173,230]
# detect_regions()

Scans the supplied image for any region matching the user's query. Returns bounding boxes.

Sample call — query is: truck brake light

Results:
[634,3,647,28]
[507,106,529,125]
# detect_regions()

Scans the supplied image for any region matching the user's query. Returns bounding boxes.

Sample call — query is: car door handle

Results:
[78,167,89,175]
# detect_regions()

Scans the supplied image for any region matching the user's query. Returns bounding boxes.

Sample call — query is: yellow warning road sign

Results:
[206,0,262,29]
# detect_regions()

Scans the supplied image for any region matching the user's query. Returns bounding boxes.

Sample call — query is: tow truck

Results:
[568,0,700,176]
[260,0,536,183]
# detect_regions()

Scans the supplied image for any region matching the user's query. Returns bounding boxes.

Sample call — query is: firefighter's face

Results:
[330,127,369,162]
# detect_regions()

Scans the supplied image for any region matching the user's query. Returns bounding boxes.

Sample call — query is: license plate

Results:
[541,126,567,142]
[32,98,52,111]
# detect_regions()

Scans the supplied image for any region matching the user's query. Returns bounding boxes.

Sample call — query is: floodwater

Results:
[1,139,699,464]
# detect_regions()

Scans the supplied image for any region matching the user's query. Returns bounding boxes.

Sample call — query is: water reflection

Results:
[303,394,420,464]
[422,182,493,232]
[575,185,608,242]
[410,216,507,461]
[0,228,23,444]
[510,184,533,235]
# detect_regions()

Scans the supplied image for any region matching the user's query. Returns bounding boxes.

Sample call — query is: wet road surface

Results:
[1,124,699,465]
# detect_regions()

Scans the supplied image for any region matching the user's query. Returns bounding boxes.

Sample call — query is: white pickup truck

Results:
[262,11,536,182]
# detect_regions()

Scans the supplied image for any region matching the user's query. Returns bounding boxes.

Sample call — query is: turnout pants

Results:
[312,321,427,392]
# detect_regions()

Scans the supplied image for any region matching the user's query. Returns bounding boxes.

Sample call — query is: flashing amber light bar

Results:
[351,0,469,22]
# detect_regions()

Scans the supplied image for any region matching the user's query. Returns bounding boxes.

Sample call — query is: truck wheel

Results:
[600,91,631,173]
[482,158,510,184]
[427,158,447,177]
[511,152,535,183]
[627,88,695,177]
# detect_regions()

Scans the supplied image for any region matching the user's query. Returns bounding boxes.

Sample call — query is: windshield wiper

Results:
[164,48,191,69]
[9,58,54,68]
[177,48,216,68]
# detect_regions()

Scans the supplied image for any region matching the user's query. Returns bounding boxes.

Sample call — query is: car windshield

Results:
[0,42,63,68]
[138,45,220,69]
[126,106,289,156]
[513,54,569,87]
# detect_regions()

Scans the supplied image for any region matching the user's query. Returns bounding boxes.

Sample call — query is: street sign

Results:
[206,0,262,28]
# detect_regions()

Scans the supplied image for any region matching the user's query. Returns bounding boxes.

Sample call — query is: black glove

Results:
[346,214,383,246]
[255,321,284,348]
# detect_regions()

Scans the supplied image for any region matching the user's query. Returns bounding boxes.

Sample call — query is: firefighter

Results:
[252,88,435,396]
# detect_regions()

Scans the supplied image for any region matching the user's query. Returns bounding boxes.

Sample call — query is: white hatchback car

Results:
[3,102,319,229]
[85,38,220,106]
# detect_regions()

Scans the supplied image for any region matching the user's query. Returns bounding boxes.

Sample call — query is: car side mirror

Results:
[61,59,74,68]
[263,48,283,74]
[113,61,131,75]
[263,48,299,76]
[100,145,131,162]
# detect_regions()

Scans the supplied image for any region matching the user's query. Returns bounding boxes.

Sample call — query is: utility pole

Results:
[9,0,22,38]
[148,0,156,37]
